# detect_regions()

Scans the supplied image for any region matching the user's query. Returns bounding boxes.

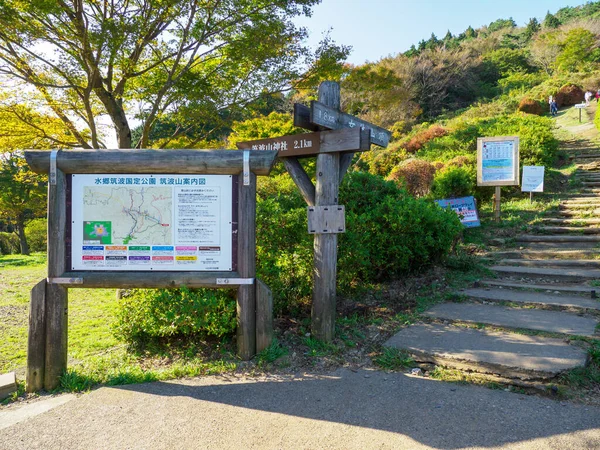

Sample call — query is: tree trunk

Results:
[16,221,30,255]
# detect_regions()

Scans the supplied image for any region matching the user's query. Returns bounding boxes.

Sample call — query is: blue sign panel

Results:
[435,196,481,228]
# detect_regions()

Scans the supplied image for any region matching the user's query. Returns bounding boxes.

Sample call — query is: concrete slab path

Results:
[423,303,598,336]
[462,287,600,310]
[384,324,588,379]
[1,369,599,449]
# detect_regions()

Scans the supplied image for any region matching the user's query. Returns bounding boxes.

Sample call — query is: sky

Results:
[295,0,591,65]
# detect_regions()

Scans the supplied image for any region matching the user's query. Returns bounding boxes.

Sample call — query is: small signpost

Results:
[477,136,520,222]
[240,81,391,341]
[521,165,545,202]
[574,103,586,123]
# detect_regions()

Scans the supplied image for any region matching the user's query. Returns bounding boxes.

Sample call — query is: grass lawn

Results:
[0,253,120,373]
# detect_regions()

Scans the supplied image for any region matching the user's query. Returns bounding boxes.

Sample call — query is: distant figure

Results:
[585,91,592,106]
[551,99,558,116]
[596,90,600,102]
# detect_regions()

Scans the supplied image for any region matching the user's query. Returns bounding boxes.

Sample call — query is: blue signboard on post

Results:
[435,196,481,228]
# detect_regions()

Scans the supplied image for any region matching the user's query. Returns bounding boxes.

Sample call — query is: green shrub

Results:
[25,218,47,252]
[431,166,476,199]
[255,171,463,313]
[256,174,313,315]
[338,172,462,285]
[113,286,236,344]
[0,232,19,255]
[416,113,558,167]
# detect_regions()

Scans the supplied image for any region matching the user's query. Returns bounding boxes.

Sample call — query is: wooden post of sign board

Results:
[312,81,341,342]
[45,167,68,390]
[26,279,46,392]
[494,186,501,222]
[256,279,273,353]
[237,171,257,359]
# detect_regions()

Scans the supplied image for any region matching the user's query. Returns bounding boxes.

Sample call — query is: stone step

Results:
[516,234,600,242]
[494,249,599,259]
[557,209,600,217]
[423,303,598,337]
[462,287,600,310]
[582,181,600,187]
[478,280,597,296]
[541,218,600,224]
[532,226,600,234]
[572,153,600,159]
[384,323,588,380]
[0,372,17,401]
[561,197,600,203]
[562,197,600,203]
[490,265,600,281]
[559,203,600,209]
[581,189,600,193]
[499,259,600,268]
[517,242,598,250]
[562,193,600,198]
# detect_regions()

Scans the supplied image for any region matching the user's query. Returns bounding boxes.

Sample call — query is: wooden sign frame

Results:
[24,149,277,391]
[476,136,520,187]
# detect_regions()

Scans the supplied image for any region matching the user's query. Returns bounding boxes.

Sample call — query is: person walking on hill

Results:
[550,99,558,116]
[585,91,592,106]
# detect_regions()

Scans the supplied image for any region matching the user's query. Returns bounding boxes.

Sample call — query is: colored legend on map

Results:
[128,246,151,265]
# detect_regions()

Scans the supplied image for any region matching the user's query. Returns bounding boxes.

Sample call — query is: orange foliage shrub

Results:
[387,159,436,197]
[517,98,543,115]
[447,155,475,168]
[555,85,584,107]
[405,125,448,153]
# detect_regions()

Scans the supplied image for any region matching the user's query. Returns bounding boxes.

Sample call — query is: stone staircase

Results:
[385,142,600,384]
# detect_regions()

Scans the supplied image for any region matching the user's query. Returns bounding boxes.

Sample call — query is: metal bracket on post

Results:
[217,278,255,285]
[307,205,346,234]
[243,150,250,186]
[49,150,58,185]
[47,277,83,285]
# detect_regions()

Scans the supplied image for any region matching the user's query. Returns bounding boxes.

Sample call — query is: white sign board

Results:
[521,166,545,193]
[477,136,520,186]
[70,174,234,271]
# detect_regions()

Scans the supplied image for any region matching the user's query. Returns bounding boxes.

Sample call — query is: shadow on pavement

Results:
[110,368,599,449]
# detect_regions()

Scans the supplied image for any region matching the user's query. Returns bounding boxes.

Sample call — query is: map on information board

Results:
[70,174,234,271]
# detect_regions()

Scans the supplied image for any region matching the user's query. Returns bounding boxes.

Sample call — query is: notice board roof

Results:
[25,149,278,176]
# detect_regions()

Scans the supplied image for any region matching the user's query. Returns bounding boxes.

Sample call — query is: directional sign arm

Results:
[309,101,391,147]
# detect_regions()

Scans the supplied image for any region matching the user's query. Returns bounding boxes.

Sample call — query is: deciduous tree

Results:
[0,0,347,149]
[0,99,73,254]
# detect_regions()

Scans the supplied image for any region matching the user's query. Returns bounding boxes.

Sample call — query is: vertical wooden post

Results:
[530,191,533,203]
[312,81,341,341]
[255,279,273,353]
[237,171,257,359]
[494,186,501,222]
[26,279,47,392]
[45,167,68,390]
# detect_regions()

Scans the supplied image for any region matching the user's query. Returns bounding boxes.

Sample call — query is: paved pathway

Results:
[0,369,599,449]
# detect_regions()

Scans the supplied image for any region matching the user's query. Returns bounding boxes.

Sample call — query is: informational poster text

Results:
[71,174,234,271]
[521,166,545,193]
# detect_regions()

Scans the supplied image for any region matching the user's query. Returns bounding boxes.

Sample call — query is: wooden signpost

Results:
[24,149,277,391]
[243,81,391,341]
